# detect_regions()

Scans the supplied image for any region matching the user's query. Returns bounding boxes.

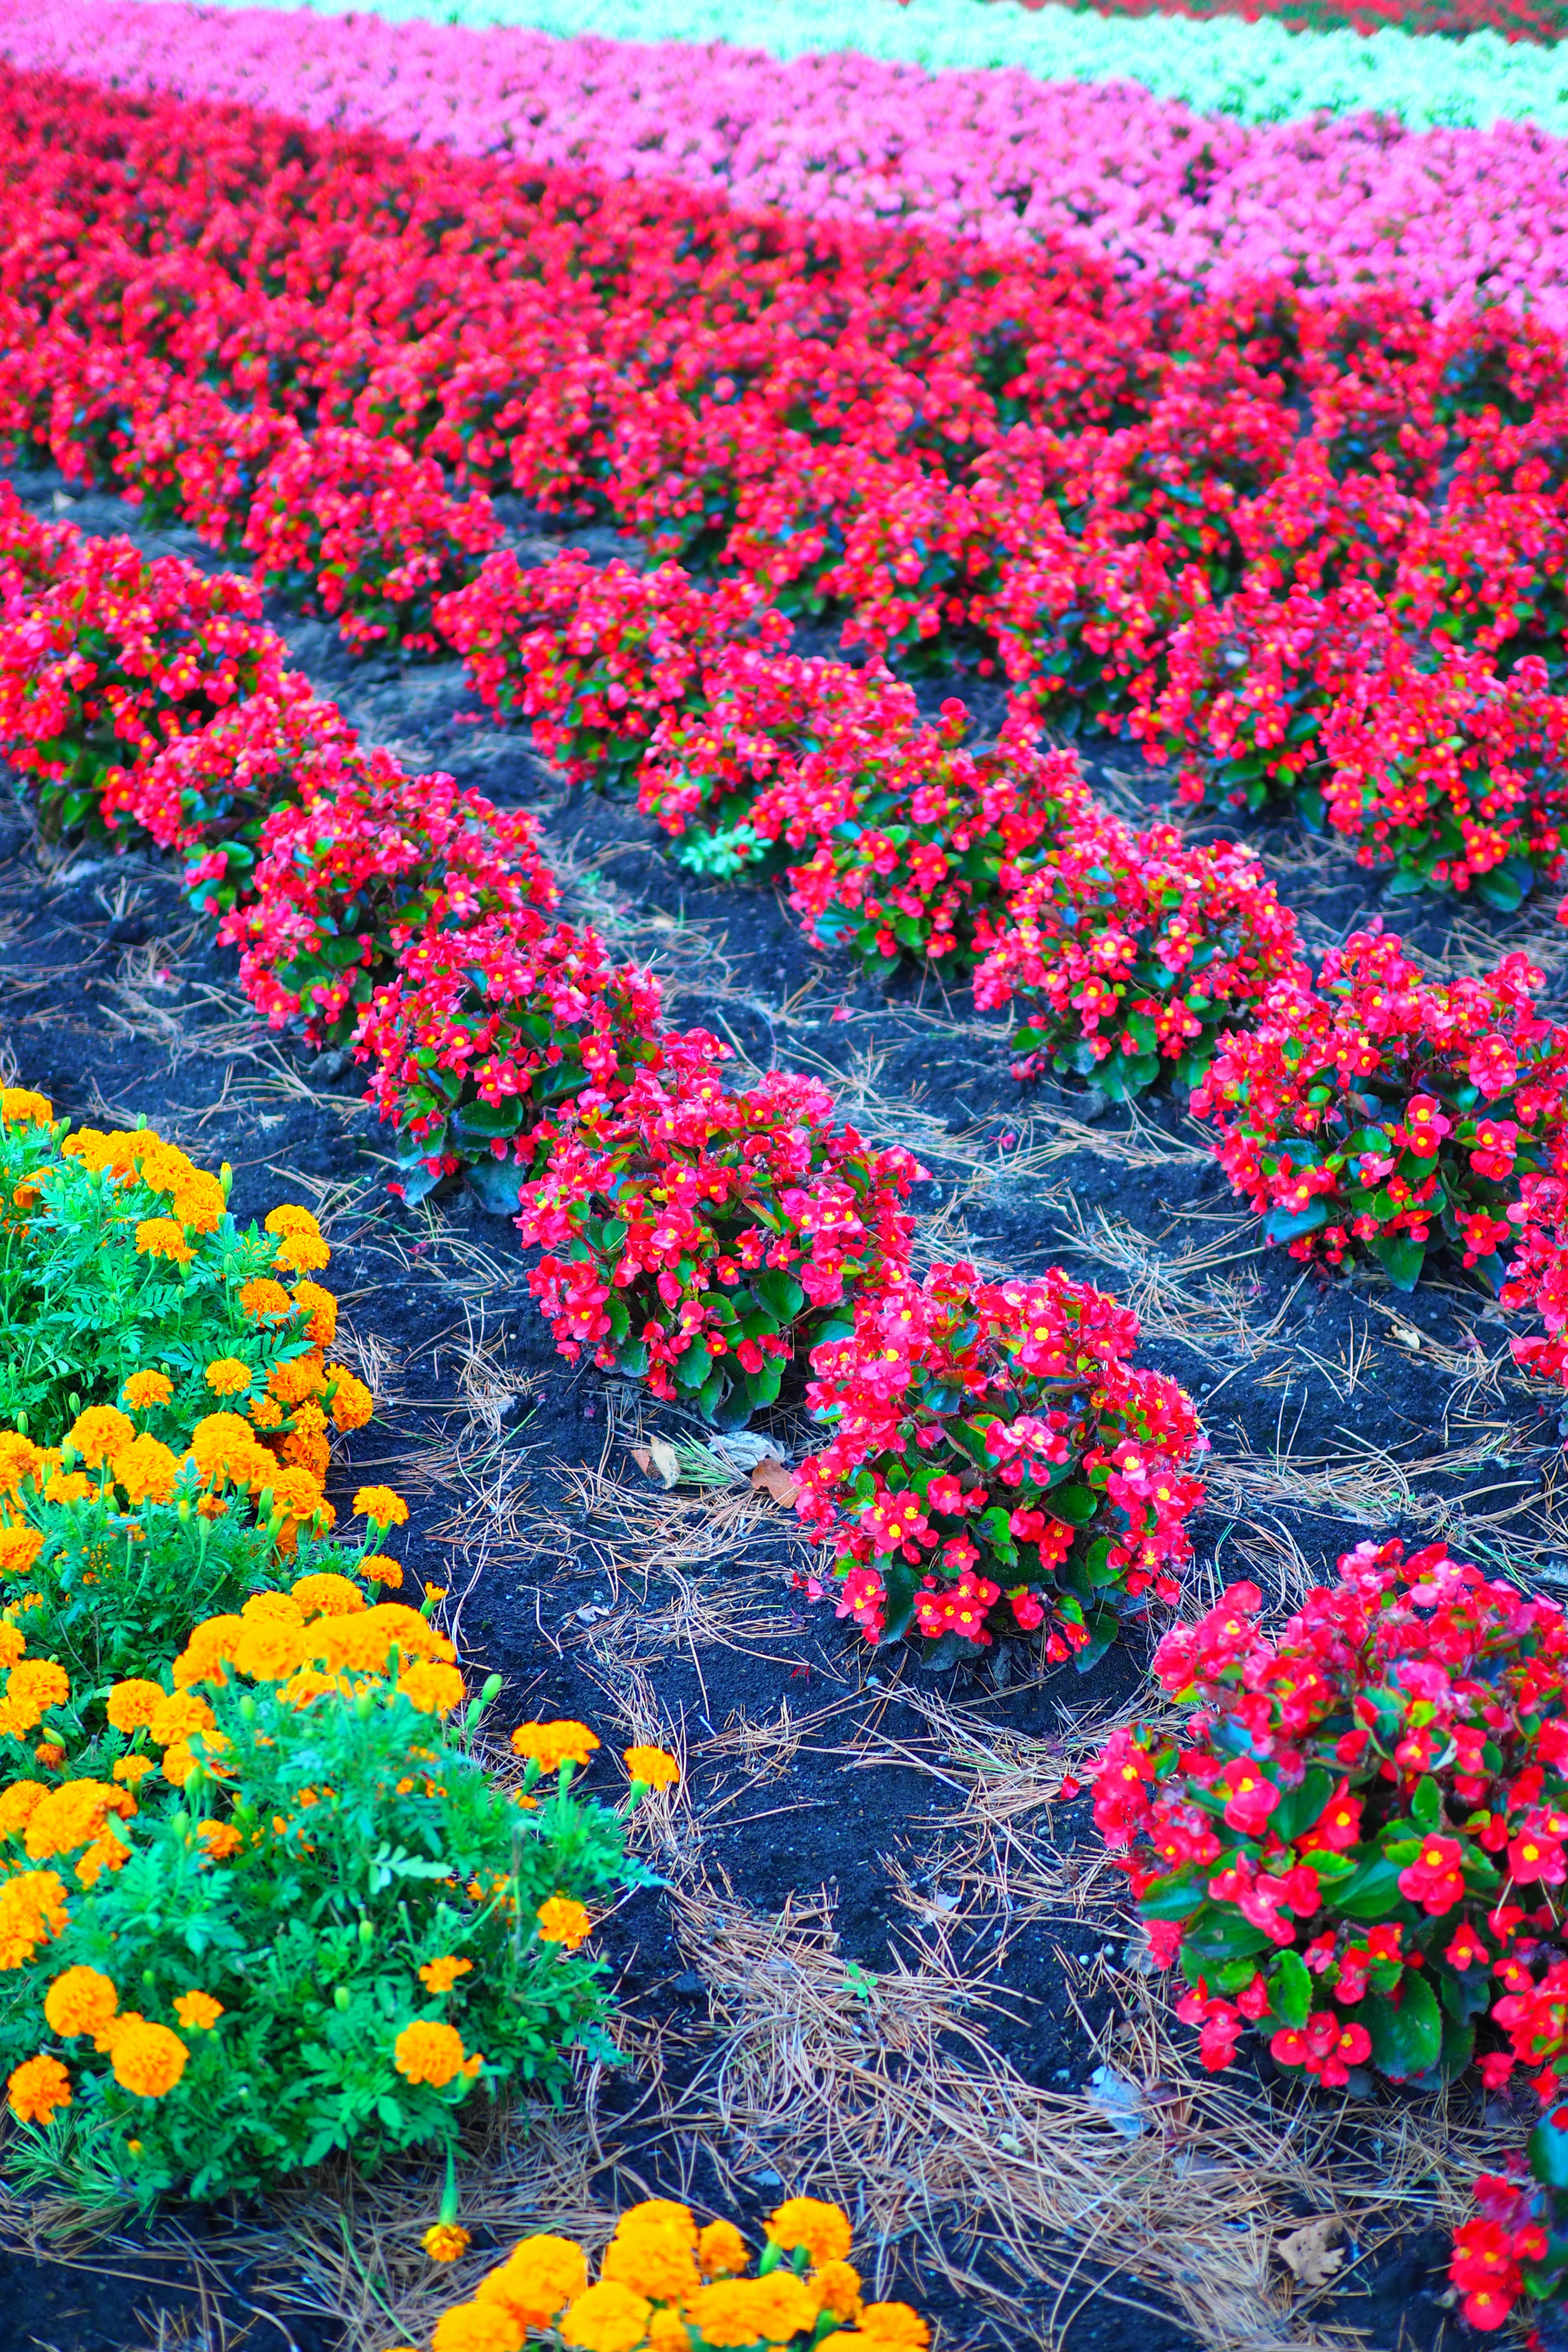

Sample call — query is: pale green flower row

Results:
[152,0,1568,129]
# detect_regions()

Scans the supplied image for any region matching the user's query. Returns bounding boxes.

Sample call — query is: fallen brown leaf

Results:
[750,1457,799,1507]
[630,1437,681,1490]
[1275,2215,1346,2290]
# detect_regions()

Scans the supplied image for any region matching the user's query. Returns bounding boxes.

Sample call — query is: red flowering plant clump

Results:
[1447,2162,1563,2334]
[102,670,362,918]
[243,427,501,657]
[130,397,306,557]
[794,1263,1204,1666]
[0,535,285,837]
[435,549,791,795]
[223,755,559,1051]
[1192,929,1568,1290]
[1320,644,1568,909]
[750,706,1094,978]
[991,529,1214,740]
[516,1058,924,1427]
[972,813,1307,1099]
[355,913,670,1207]
[1095,1541,1568,2099]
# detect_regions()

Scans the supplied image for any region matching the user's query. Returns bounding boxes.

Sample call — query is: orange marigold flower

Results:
[136,1218,193,1265]
[249,1392,284,1432]
[266,1356,326,1406]
[768,2199,853,2268]
[623,1746,680,1791]
[170,1172,225,1234]
[602,2227,699,2304]
[0,1525,43,1577]
[559,2283,653,2352]
[111,1434,180,1506]
[535,1896,590,1951]
[354,1486,408,1528]
[174,1991,223,2031]
[148,1693,216,1749]
[0,1431,44,1498]
[41,1468,93,1506]
[66,1406,135,1466]
[172,1614,245,1689]
[272,1229,332,1274]
[265,1203,321,1239]
[474,2236,588,2330]
[112,1756,155,1787]
[858,2307,929,2347]
[290,1281,337,1345]
[0,1088,52,1127]
[237,1277,293,1322]
[0,1869,70,1968]
[32,1742,65,1769]
[120,1370,174,1411]
[423,2223,472,2263]
[697,2220,750,2280]
[813,2263,863,2322]
[0,1781,47,1839]
[2,1658,71,1735]
[188,1412,274,1488]
[110,2018,188,2098]
[106,1679,166,1733]
[7,2051,70,2124]
[360,1554,404,1590]
[397,1661,466,1716]
[393,2020,468,2088]
[432,2310,519,2352]
[44,1965,118,2039]
[204,1357,253,1399]
[290,1572,363,1620]
[510,1722,599,1772]
[418,1956,473,1994]
[687,2275,820,2348]
[327,1368,374,1432]
[195,1819,241,1861]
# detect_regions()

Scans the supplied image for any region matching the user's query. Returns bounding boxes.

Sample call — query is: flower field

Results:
[8,0,1568,2345]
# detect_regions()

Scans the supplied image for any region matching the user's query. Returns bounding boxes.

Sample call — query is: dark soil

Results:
[0,458,1547,2352]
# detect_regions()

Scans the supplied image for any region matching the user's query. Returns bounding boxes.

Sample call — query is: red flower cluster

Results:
[972,812,1306,1098]
[1095,1540,1568,2096]
[795,1263,1203,1659]
[1192,929,1568,1288]
[517,1058,924,1424]
[434,550,791,795]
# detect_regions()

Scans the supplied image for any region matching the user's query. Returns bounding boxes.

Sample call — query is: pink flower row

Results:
[5,0,1568,325]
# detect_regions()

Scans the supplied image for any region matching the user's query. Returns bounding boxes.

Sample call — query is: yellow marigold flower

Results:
[397,1661,466,1716]
[195,1820,241,1862]
[361,1554,404,1589]
[418,1956,473,1995]
[0,1869,70,1969]
[204,1357,253,1399]
[66,1406,135,1467]
[0,1088,51,1127]
[813,2263,863,2322]
[136,1218,193,1265]
[0,1431,43,1498]
[149,1692,216,1749]
[111,1434,180,1507]
[290,1281,337,1345]
[474,2236,588,2330]
[7,2051,70,2124]
[511,1721,599,1772]
[107,1679,166,1733]
[113,1755,155,1787]
[535,1896,590,1952]
[44,1966,118,2039]
[393,2020,468,2089]
[109,2018,188,2098]
[120,1370,174,1412]
[0,1781,47,1839]
[0,1526,43,1577]
[859,2309,928,2347]
[432,2310,520,2352]
[768,2200,853,2269]
[624,1746,680,1791]
[354,1486,409,1529]
[687,2274,821,2348]
[272,1229,332,1274]
[174,1991,223,2031]
[423,2223,472,2264]
[283,1576,356,1626]
[170,1172,225,1234]
[237,1277,293,1322]
[559,2283,652,2352]
[3,1658,71,1734]
[327,1368,374,1432]
[602,2227,699,2305]
[697,2220,750,2280]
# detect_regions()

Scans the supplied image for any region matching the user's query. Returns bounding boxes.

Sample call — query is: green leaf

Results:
[1363,1970,1442,2081]
[753,1267,806,1323]
[1272,1767,1334,1844]
[1047,1483,1099,1528]
[1138,1878,1208,1923]
[1181,1913,1277,1970]
[1263,1201,1327,1245]
[1529,2107,1568,2191]
[1371,1231,1426,1292]
[1332,1853,1406,1920]
[1270,1949,1313,2031]
[1411,1777,1443,1832]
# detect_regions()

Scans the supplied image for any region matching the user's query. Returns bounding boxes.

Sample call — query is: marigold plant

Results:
[1095,1541,1568,2093]
[795,1262,1203,1666]
[1192,931,1568,1290]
